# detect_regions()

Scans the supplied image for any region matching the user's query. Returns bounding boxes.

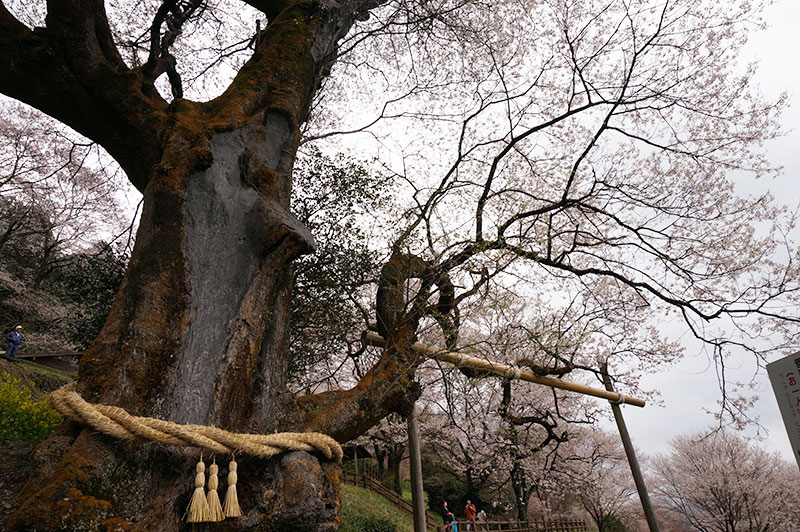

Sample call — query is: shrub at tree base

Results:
[341,509,398,532]
[603,515,628,532]
[0,372,62,442]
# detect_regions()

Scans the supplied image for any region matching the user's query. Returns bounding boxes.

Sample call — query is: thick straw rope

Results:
[48,382,342,461]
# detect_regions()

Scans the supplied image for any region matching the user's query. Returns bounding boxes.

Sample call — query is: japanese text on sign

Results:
[767,352,800,471]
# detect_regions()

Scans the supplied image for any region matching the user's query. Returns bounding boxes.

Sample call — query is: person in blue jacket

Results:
[4,325,23,359]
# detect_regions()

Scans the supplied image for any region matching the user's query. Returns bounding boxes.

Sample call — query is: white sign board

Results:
[767,351,800,471]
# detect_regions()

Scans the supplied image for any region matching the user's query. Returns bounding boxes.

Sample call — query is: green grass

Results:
[399,487,442,526]
[341,484,446,532]
[16,358,74,381]
[342,484,415,532]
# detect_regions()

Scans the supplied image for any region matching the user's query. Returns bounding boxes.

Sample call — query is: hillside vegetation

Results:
[0,358,72,524]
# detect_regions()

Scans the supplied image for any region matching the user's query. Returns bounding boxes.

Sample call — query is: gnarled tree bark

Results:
[0,1,421,530]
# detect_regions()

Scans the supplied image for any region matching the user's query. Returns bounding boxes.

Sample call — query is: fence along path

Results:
[438,519,588,532]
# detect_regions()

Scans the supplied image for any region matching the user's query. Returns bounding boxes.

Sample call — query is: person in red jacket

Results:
[464,499,477,531]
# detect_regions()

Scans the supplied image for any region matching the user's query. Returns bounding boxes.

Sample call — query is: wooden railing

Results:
[342,470,438,530]
[343,460,384,482]
[15,352,82,360]
[437,519,588,532]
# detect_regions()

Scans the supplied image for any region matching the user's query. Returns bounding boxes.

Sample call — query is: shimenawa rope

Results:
[48,382,342,522]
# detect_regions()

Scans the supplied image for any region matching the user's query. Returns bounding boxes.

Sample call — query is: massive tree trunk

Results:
[8,91,334,532]
[0,0,442,528]
[10,124,325,531]
[0,1,414,530]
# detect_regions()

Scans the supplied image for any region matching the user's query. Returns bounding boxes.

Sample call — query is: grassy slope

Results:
[342,484,416,532]
[341,484,446,532]
[0,356,73,396]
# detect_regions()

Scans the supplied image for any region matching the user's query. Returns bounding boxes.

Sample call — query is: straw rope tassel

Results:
[45,383,344,523]
[187,458,210,523]
[223,458,242,518]
[206,460,225,522]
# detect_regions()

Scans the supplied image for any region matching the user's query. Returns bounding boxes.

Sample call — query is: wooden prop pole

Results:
[407,405,427,532]
[601,364,661,532]
[362,331,645,408]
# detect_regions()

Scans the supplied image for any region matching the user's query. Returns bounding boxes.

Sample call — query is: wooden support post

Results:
[363,331,645,407]
[408,404,427,532]
[601,364,661,532]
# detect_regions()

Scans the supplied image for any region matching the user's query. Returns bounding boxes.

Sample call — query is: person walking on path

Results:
[464,500,477,531]
[4,325,22,359]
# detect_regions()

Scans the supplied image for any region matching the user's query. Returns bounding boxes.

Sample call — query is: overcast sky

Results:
[609,0,800,465]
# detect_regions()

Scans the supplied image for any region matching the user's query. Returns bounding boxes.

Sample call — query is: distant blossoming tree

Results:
[652,431,800,532]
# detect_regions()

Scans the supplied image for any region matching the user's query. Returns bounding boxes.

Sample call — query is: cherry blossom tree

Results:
[359,413,409,492]
[0,0,797,530]
[0,102,125,285]
[418,315,597,521]
[0,101,128,349]
[557,429,636,532]
[651,431,800,532]
[313,0,800,442]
